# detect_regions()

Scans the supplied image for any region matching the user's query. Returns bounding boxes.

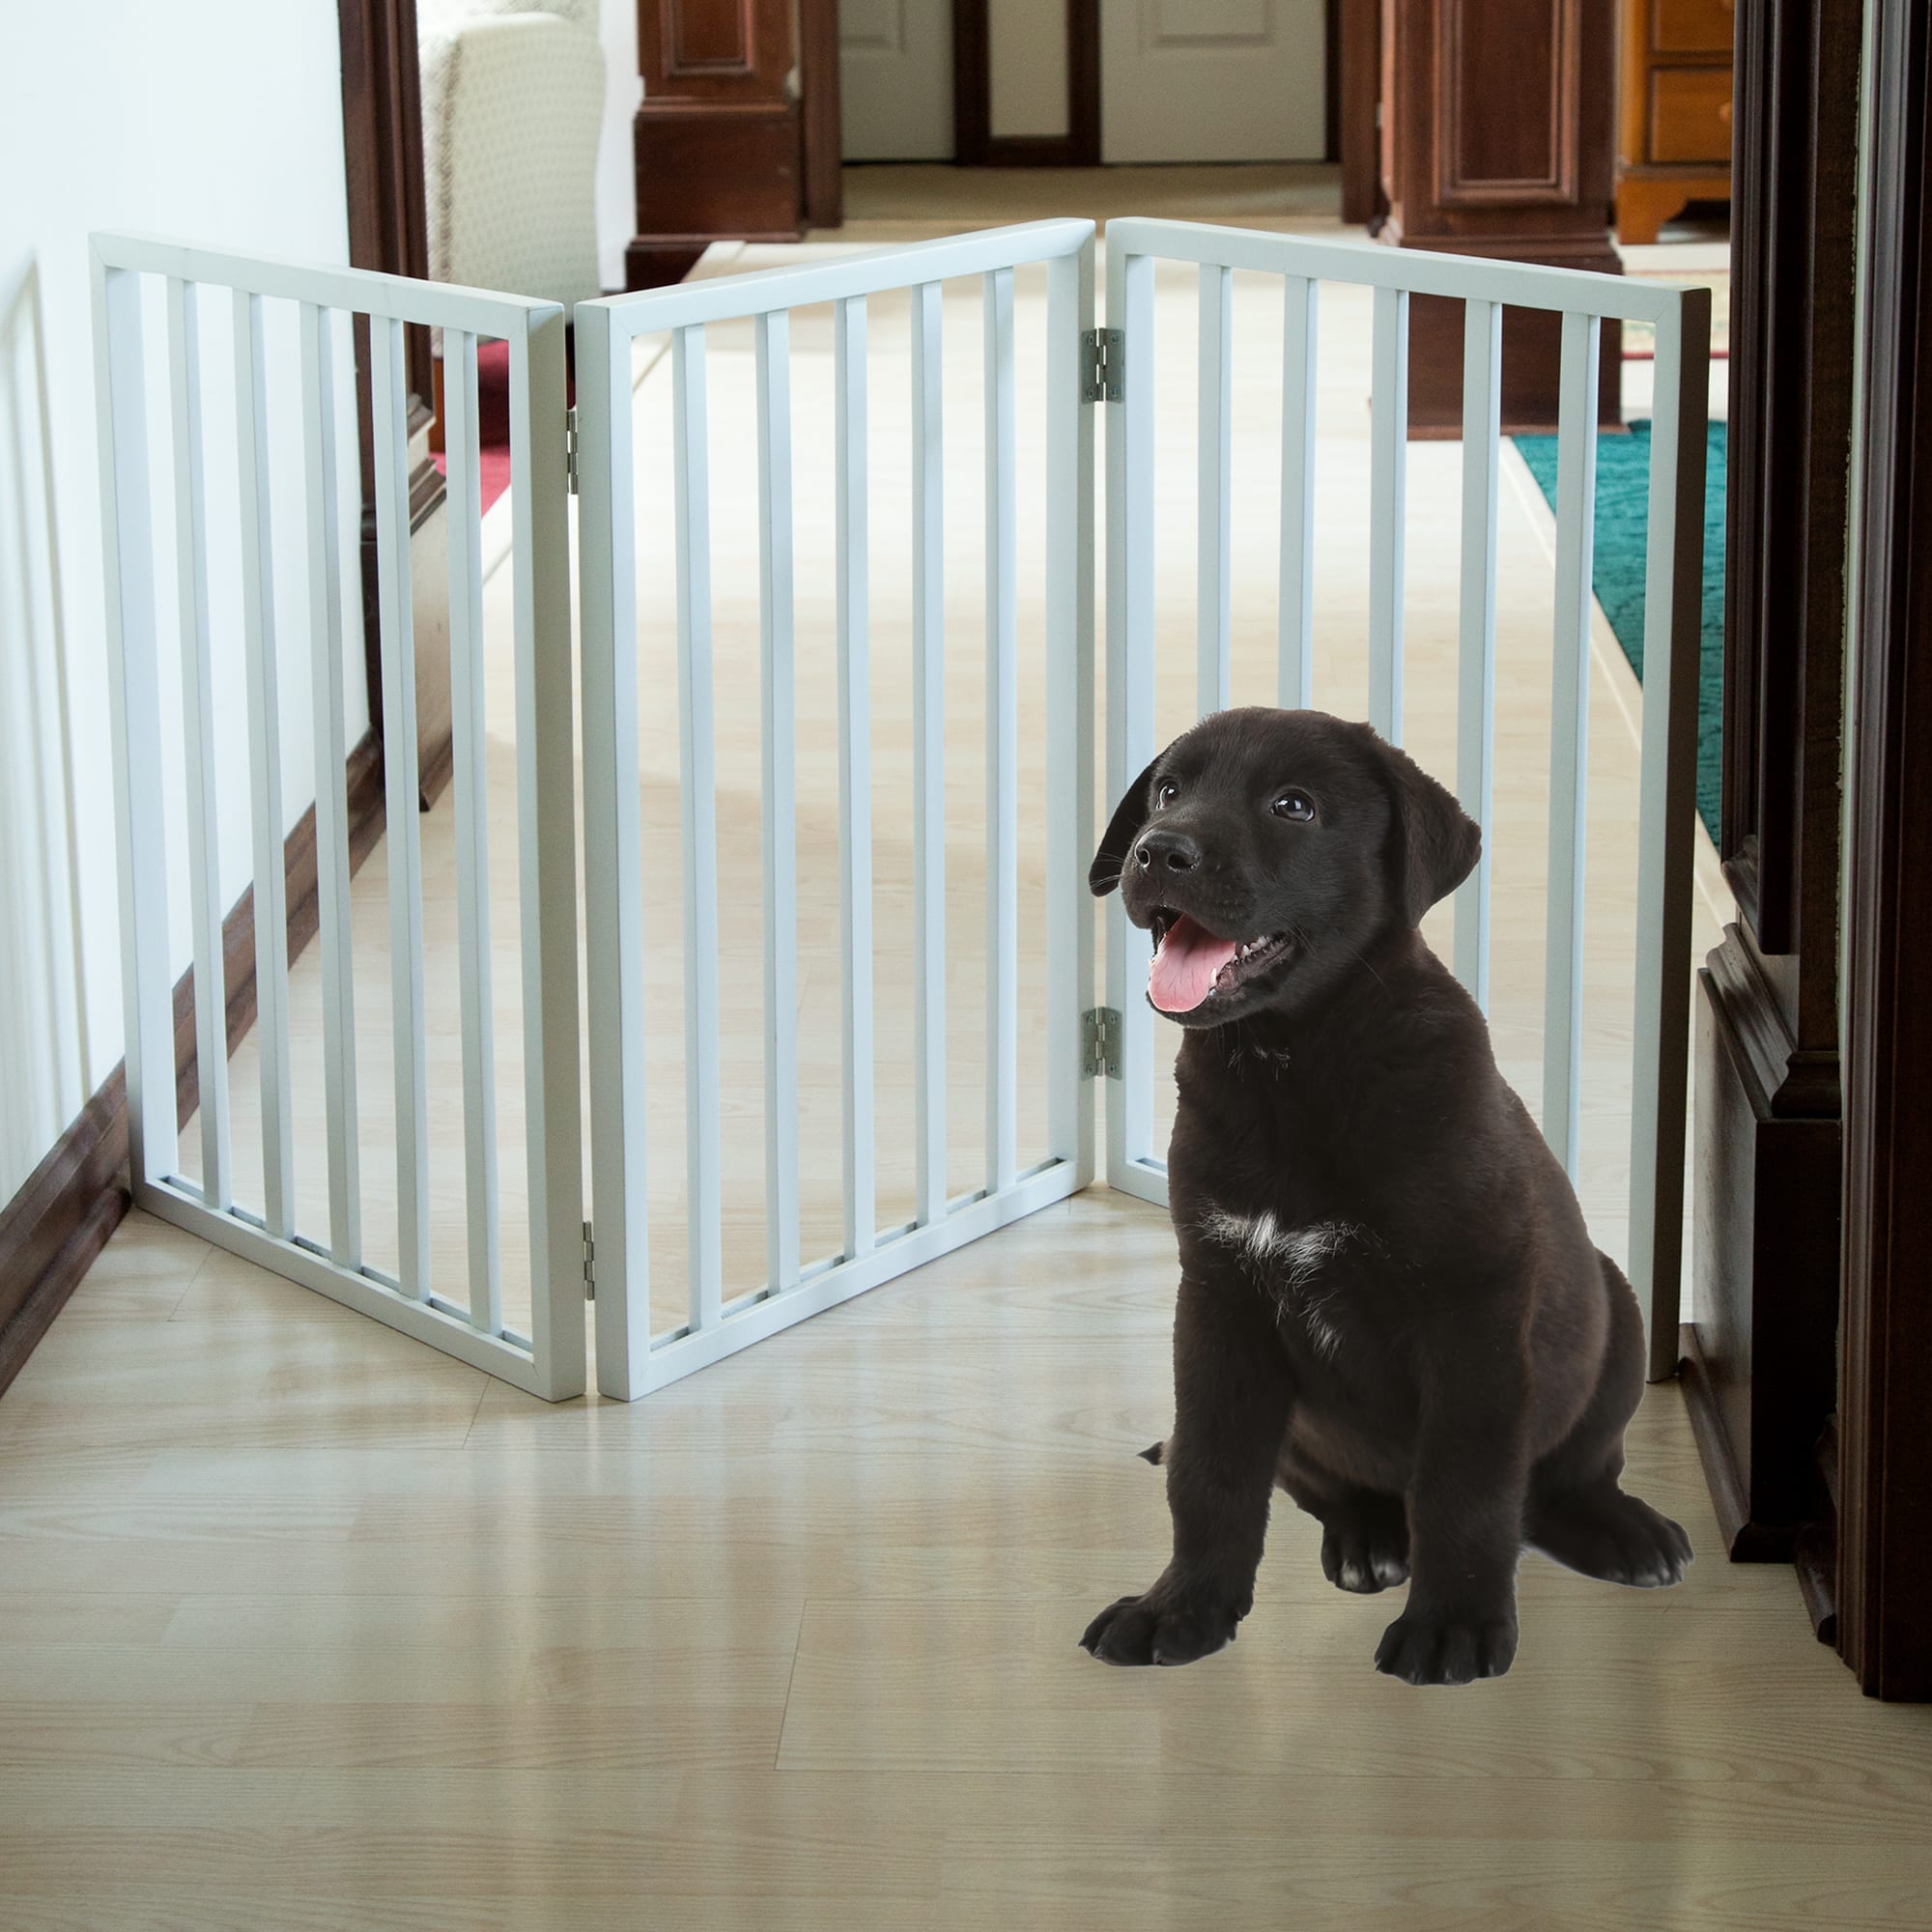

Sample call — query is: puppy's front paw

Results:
[1374,1608,1517,1686]
[1080,1583,1242,1666]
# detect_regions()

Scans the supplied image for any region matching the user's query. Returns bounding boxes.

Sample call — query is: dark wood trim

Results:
[1836,0,1932,1704]
[1339,0,1383,226]
[0,734,387,1405]
[1067,0,1100,168]
[953,0,990,163]
[953,0,1099,167]
[799,0,843,226]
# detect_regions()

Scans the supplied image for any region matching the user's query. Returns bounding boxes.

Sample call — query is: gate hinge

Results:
[1083,1007,1122,1078]
[1082,327,1123,404]
[565,407,580,495]
[582,1218,595,1299]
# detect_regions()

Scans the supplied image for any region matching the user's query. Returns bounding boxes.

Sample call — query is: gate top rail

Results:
[90,230,561,334]
[1107,217,1688,325]
[582,218,1095,336]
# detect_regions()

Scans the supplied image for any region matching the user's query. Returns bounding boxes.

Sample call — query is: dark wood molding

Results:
[0,735,387,1405]
[0,1079,130,1402]
[1688,0,1857,1633]
[1836,0,1932,1704]
[798,0,843,227]
[1689,940,1841,1569]
[953,0,1099,167]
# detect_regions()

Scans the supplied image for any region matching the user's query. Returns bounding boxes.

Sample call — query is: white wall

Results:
[0,0,369,1202]
[596,0,643,287]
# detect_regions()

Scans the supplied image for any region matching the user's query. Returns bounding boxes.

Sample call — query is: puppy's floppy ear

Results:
[1380,740,1481,925]
[1090,757,1161,896]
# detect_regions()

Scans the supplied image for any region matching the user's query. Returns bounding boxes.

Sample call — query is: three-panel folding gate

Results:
[93,217,1708,1403]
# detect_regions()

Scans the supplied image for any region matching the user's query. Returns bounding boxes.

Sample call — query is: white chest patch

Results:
[1197,1210,1369,1361]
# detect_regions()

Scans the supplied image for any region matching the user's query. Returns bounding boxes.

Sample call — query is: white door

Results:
[1100,0,1327,161]
[840,0,955,159]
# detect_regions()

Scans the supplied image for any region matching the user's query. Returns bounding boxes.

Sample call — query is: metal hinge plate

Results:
[565,407,580,495]
[1083,1007,1122,1078]
[582,1218,595,1299]
[1082,327,1123,404]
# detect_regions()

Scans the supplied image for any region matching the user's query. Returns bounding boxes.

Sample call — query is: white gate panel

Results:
[1100,219,1711,1380]
[92,233,585,1400]
[577,221,1096,1399]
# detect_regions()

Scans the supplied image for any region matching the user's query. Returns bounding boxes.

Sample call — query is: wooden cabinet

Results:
[1616,0,1734,243]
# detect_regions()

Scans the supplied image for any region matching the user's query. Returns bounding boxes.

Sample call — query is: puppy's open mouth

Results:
[1148,910,1293,1015]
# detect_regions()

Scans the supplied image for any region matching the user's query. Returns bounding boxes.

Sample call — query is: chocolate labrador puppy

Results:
[1080,706,1690,1685]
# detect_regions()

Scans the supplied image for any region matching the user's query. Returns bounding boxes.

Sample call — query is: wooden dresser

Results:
[1616,0,1735,243]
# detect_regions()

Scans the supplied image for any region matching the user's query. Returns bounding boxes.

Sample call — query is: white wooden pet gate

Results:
[93,219,1707,1404]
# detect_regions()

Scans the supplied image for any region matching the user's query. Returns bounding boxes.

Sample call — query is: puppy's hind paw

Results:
[1528,1491,1692,1589]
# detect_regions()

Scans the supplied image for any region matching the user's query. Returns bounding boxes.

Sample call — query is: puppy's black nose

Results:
[1136,828,1201,874]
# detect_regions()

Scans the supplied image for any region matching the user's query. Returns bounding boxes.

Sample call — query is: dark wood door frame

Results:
[800,0,844,226]
[1836,0,1932,1703]
[337,0,441,753]
[953,0,1099,167]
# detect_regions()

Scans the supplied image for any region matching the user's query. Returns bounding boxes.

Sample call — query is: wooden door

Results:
[1099,0,1327,161]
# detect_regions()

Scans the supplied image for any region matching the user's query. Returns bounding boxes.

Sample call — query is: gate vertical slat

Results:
[233,289,296,1239]
[1045,241,1094,1185]
[508,301,584,1394]
[97,256,175,1197]
[984,268,1019,1197]
[1544,309,1602,1179]
[577,301,651,1399]
[370,315,431,1299]
[163,276,232,1210]
[445,328,503,1334]
[298,300,361,1268]
[1454,297,1502,1012]
[836,295,876,1261]
[1630,288,1711,1378]
[910,281,948,1227]
[1105,245,1158,1193]
[1278,273,1318,711]
[1368,284,1408,745]
[1197,263,1233,717]
[756,310,803,1289]
[672,324,724,1334]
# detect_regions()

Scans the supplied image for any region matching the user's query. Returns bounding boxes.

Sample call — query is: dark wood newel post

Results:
[627,0,808,290]
[1681,0,1856,1614]
[1374,0,1622,437]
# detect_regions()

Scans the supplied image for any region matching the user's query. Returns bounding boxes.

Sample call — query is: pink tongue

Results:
[1149,915,1239,1013]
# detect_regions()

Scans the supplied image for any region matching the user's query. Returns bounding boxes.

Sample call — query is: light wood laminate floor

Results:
[7,1194,1932,1928]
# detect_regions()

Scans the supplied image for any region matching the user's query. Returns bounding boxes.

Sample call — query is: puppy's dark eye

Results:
[1154,781,1179,810]
[1271,790,1316,821]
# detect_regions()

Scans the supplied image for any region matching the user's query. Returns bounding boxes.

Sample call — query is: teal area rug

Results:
[1512,420,1726,840]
